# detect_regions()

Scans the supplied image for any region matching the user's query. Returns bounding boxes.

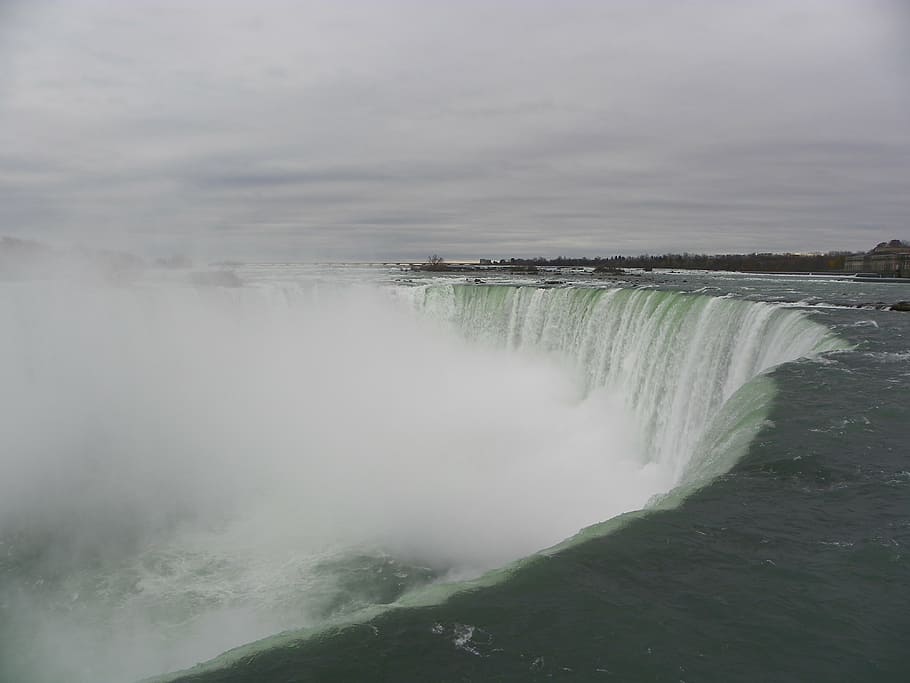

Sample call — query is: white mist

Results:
[0,277,657,683]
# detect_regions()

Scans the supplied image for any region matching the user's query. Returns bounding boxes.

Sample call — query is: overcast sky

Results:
[1,0,908,261]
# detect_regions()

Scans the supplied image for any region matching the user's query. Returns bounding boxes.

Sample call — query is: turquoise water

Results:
[1,267,907,682]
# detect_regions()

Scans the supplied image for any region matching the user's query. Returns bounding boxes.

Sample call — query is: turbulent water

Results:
[0,267,907,683]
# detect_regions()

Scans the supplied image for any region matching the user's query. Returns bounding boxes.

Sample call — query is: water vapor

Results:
[0,275,651,682]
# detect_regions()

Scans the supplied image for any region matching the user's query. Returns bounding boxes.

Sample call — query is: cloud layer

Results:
[2,0,908,260]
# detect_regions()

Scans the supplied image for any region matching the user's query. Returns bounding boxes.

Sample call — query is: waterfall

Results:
[0,278,843,683]
[404,284,842,485]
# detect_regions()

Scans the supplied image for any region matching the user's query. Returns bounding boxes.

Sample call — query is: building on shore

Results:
[844,240,910,277]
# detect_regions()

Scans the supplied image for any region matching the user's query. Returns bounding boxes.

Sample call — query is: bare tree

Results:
[422,254,447,271]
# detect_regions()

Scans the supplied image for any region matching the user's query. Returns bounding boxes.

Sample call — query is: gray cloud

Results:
[1,0,908,261]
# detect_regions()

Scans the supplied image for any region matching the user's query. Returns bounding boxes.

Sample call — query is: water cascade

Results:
[0,279,841,683]
[406,284,842,486]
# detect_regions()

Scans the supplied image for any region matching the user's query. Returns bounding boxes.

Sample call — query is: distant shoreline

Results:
[405,246,910,278]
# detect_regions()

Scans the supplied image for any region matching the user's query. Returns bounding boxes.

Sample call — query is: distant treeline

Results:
[494,251,850,272]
